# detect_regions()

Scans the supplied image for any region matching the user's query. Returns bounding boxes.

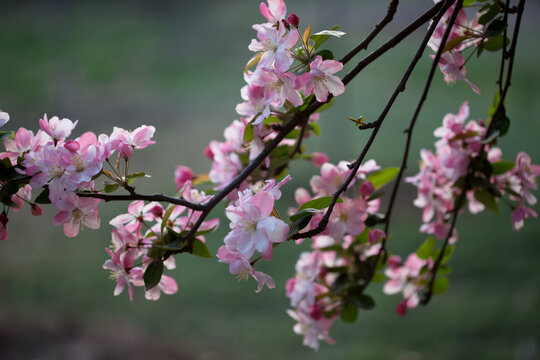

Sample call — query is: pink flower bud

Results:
[64,140,80,153]
[309,304,323,320]
[318,266,328,279]
[396,300,408,317]
[281,19,290,31]
[203,144,214,159]
[31,204,43,216]
[287,13,299,28]
[311,152,328,167]
[387,255,402,269]
[174,165,194,191]
[359,180,375,196]
[368,229,385,244]
[150,204,164,218]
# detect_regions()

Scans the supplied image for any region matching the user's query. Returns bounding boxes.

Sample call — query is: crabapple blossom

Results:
[0,110,9,127]
[296,55,345,102]
[52,192,100,237]
[39,114,78,141]
[259,0,287,24]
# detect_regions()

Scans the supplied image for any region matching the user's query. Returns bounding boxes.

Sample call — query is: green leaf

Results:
[371,272,386,282]
[161,205,177,236]
[325,266,349,273]
[104,183,120,193]
[126,172,147,179]
[0,131,14,141]
[263,116,281,125]
[479,4,500,25]
[243,120,255,143]
[143,260,164,291]
[491,161,515,175]
[488,90,501,118]
[417,237,436,260]
[474,190,499,214]
[483,34,506,52]
[493,114,510,136]
[195,226,218,236]
[365,167,400,190]
[485,18,506,38]
[299,196,342,211]
[340,304,358,324]
[310,25,342,49]
[309,123,320,136]
[348,291,376,310]
[354,227,370,245]
[34,187,51,204]
[315,49,334,60]
[463,0,477,7]
[192,239,211,258]
[434,245,455,265]
[432,277,450,294]
[287,213,313,238]
[437,265,452,275]
[289,208,323,222]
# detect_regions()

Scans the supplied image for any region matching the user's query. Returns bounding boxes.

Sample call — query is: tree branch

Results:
[292,0,455,241]
[78,191,206,211]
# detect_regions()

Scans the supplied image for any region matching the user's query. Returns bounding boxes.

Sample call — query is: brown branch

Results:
[422,0,525,305]
[384,0,464,258]
[78,191,206,211]
[292,0,455,241]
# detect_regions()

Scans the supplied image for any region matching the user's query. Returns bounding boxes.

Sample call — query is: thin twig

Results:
[384,0,464,259]
[292,0,455,241]
[78,192,206,211]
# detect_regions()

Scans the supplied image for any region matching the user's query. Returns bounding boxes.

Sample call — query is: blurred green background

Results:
[0,1,539,359]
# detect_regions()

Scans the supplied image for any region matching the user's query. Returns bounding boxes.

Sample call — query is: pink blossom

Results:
[144,274,178,301]
[235,84,273,125]
[311,152,328,167]
[39,114,78,141]
[110,125,156,158]
[217,246,276,293]
[102,248,137,301]
[310,161,352,196]
[437,51,480,94]
[384,253,429,310]
[287,299,336,351]
[249,23,298,72]
[251,67,303,107]
[511,202,537,231]
[296,56,345,102]
[259,0,287,24]
[174,165,194,191]
[52,192,101,237]
[224,181,289,258]
[286,251,322,306]
[3,128,48,165]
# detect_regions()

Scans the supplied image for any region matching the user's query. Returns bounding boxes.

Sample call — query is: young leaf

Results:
[365,167,400,190]
[126,172,147,179]
[104,183,120,193]
[299,196,342,211]
[161,205,177,236]
[340,304,358,324]
[348,291,376,310]
[485,18,506,38]
[34,187,52,204]
[432,277,450,294]
[478,4,500,25]
[491,161,514,175]
[474,190,499,214]
[287,213,313,238]
[192,239,212,258]
[143,260,164,291]
[243,121,255,143]
[417,237,436,260]
[289,208,323,222]
[310,25,341,49]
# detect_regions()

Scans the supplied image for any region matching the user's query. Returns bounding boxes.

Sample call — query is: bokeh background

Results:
[0,0,539,359]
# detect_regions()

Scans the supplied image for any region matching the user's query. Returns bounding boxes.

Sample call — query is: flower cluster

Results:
[0,112,156,239]
[217,175,291,293]
[428,0,501,94]
[285,158,388,350]
[104,183,220,301]
[406,101,539,241]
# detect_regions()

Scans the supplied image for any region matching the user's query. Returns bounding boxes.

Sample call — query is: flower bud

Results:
[287,13,299,28]
[309,304,323,320]
[64,140,80,153]
[31,204,43,216]
[359,180,375,196]
[311,152,328,167]
[395,300,408,317]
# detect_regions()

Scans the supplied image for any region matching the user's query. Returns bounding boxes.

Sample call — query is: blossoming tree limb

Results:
[0,0,537,351]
